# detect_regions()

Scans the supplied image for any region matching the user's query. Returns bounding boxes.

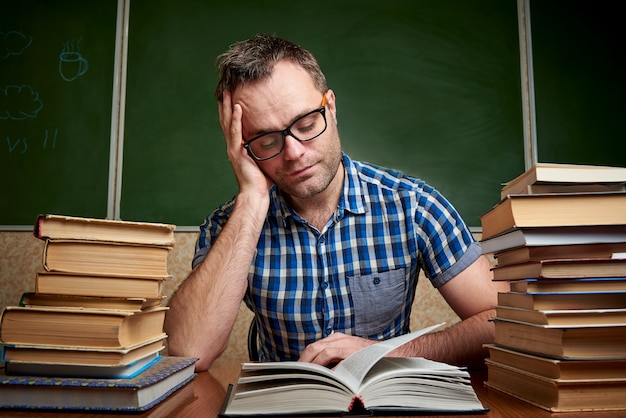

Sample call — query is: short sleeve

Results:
[414,185,479,288]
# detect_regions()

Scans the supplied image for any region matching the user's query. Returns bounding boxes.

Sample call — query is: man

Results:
[165,34,508,371]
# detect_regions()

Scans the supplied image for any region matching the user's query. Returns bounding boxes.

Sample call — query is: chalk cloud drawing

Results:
[1,31,33,59]
[59,38,88,81]
[0,85,44,120]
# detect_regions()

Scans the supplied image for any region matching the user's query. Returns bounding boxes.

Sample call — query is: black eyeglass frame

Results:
[242,98,328,161]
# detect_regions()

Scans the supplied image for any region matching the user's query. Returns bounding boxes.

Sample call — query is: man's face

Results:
[232,61,342,200]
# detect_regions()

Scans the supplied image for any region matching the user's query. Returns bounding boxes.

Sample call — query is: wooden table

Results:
[1,360,624,418]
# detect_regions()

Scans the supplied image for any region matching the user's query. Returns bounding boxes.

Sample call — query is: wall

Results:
[0,231,461,364]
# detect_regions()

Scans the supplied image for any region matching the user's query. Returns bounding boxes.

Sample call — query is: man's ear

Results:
[326,89,337,123]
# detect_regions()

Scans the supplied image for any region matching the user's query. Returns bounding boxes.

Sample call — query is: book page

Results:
[333,323,444,391]
[239,361,350,391]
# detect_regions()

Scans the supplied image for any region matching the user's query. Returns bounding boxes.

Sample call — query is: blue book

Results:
[0,356,197,411]
[4,352,161,379]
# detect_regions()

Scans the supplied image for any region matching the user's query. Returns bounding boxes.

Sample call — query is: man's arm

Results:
[165,93,271,371]
[299,255,509,368]
[164,192,267,371]
[390,255,509,368]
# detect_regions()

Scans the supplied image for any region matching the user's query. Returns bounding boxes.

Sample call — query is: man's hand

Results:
[218,90,272,196]
[298,332,377,367]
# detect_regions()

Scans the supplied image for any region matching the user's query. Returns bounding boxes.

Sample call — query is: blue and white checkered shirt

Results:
[194,153,480,361]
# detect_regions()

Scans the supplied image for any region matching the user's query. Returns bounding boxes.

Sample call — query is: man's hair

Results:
[215,34,327,101]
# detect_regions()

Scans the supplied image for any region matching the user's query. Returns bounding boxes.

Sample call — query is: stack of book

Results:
[0,214,197,412]
[479,163,626,413]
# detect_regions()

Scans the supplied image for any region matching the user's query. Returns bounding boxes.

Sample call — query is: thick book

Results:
[499,163,626,199]
[219,324,487,417]
[491,258,626,281]
[495,306,626,326]
[0,356,197,412]
[485,359,626,412]
[1,335,166,366]
[504,182,626,198]
[484,344,626,380]
[494,242,626,266]
[480,192,626,240]
[34,214,176,246]
[20,292,164,311]
[136,377,196,418]
[4,351,161,379]
[42,240,171,277]
[498,291,626,310]
[479,225,626,254]
[509,277,626,294]
[35,271,165,299]
[0,306,167,348]
[493,319,626,359]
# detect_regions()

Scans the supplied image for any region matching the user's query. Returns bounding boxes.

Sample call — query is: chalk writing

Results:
[0,85,44,120]
[59,38,88,81]
[4,128,58,154]
[6,137,28,154]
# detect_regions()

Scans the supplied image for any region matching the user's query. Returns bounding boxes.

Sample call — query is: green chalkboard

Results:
[530,0,626,166]
[0,0,117,225]
[121,0,524,227]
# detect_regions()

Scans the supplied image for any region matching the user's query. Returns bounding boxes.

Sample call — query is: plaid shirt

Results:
[194,153,480,361]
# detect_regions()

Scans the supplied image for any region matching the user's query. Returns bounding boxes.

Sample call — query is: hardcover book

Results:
[480,192,626,241]
[494,306,626,327]
[493,319,626,359]
[34,271,165,299]
[484,344,626,380]
[20,292,164,311]
[4,352,161,379]
[1,335,166,366]
[0,306,167,348]
[493,243,626,266]
[0,356,197,411]
[479,225,626,255]
[504,182,625,198]
[509,278,626,294]
[499,163,626,199]
[497,291,626,310]
[491,258,626,281]
[485,360,626,412]
[219,324,487,416]
[34,214,176,247]
[42,240,171,277]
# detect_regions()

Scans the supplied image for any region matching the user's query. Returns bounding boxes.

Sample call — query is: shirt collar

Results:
[269,153,368,226]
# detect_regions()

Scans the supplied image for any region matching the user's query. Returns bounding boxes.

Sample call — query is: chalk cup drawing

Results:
[59,38,88,81]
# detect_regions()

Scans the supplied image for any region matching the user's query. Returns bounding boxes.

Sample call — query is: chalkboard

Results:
[530,0,626,166]
[0,0,117,225]
[121,0,524,228]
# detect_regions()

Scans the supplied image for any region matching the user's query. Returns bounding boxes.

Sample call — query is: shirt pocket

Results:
[349,268,407,337]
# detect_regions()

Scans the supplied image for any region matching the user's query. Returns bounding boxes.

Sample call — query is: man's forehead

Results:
[235,73,321,134]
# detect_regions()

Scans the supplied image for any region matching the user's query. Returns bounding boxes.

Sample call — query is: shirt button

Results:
[373,277,381,285]
[321,281,328,289]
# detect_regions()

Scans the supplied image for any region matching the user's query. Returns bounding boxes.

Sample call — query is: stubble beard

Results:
[272,131,343,200]
[273,150,343,200]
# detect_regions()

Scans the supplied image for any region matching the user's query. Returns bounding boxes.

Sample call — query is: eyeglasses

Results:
[243,94,328,161]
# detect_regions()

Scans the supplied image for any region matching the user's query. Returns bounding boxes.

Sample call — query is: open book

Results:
[219,323,487,416]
